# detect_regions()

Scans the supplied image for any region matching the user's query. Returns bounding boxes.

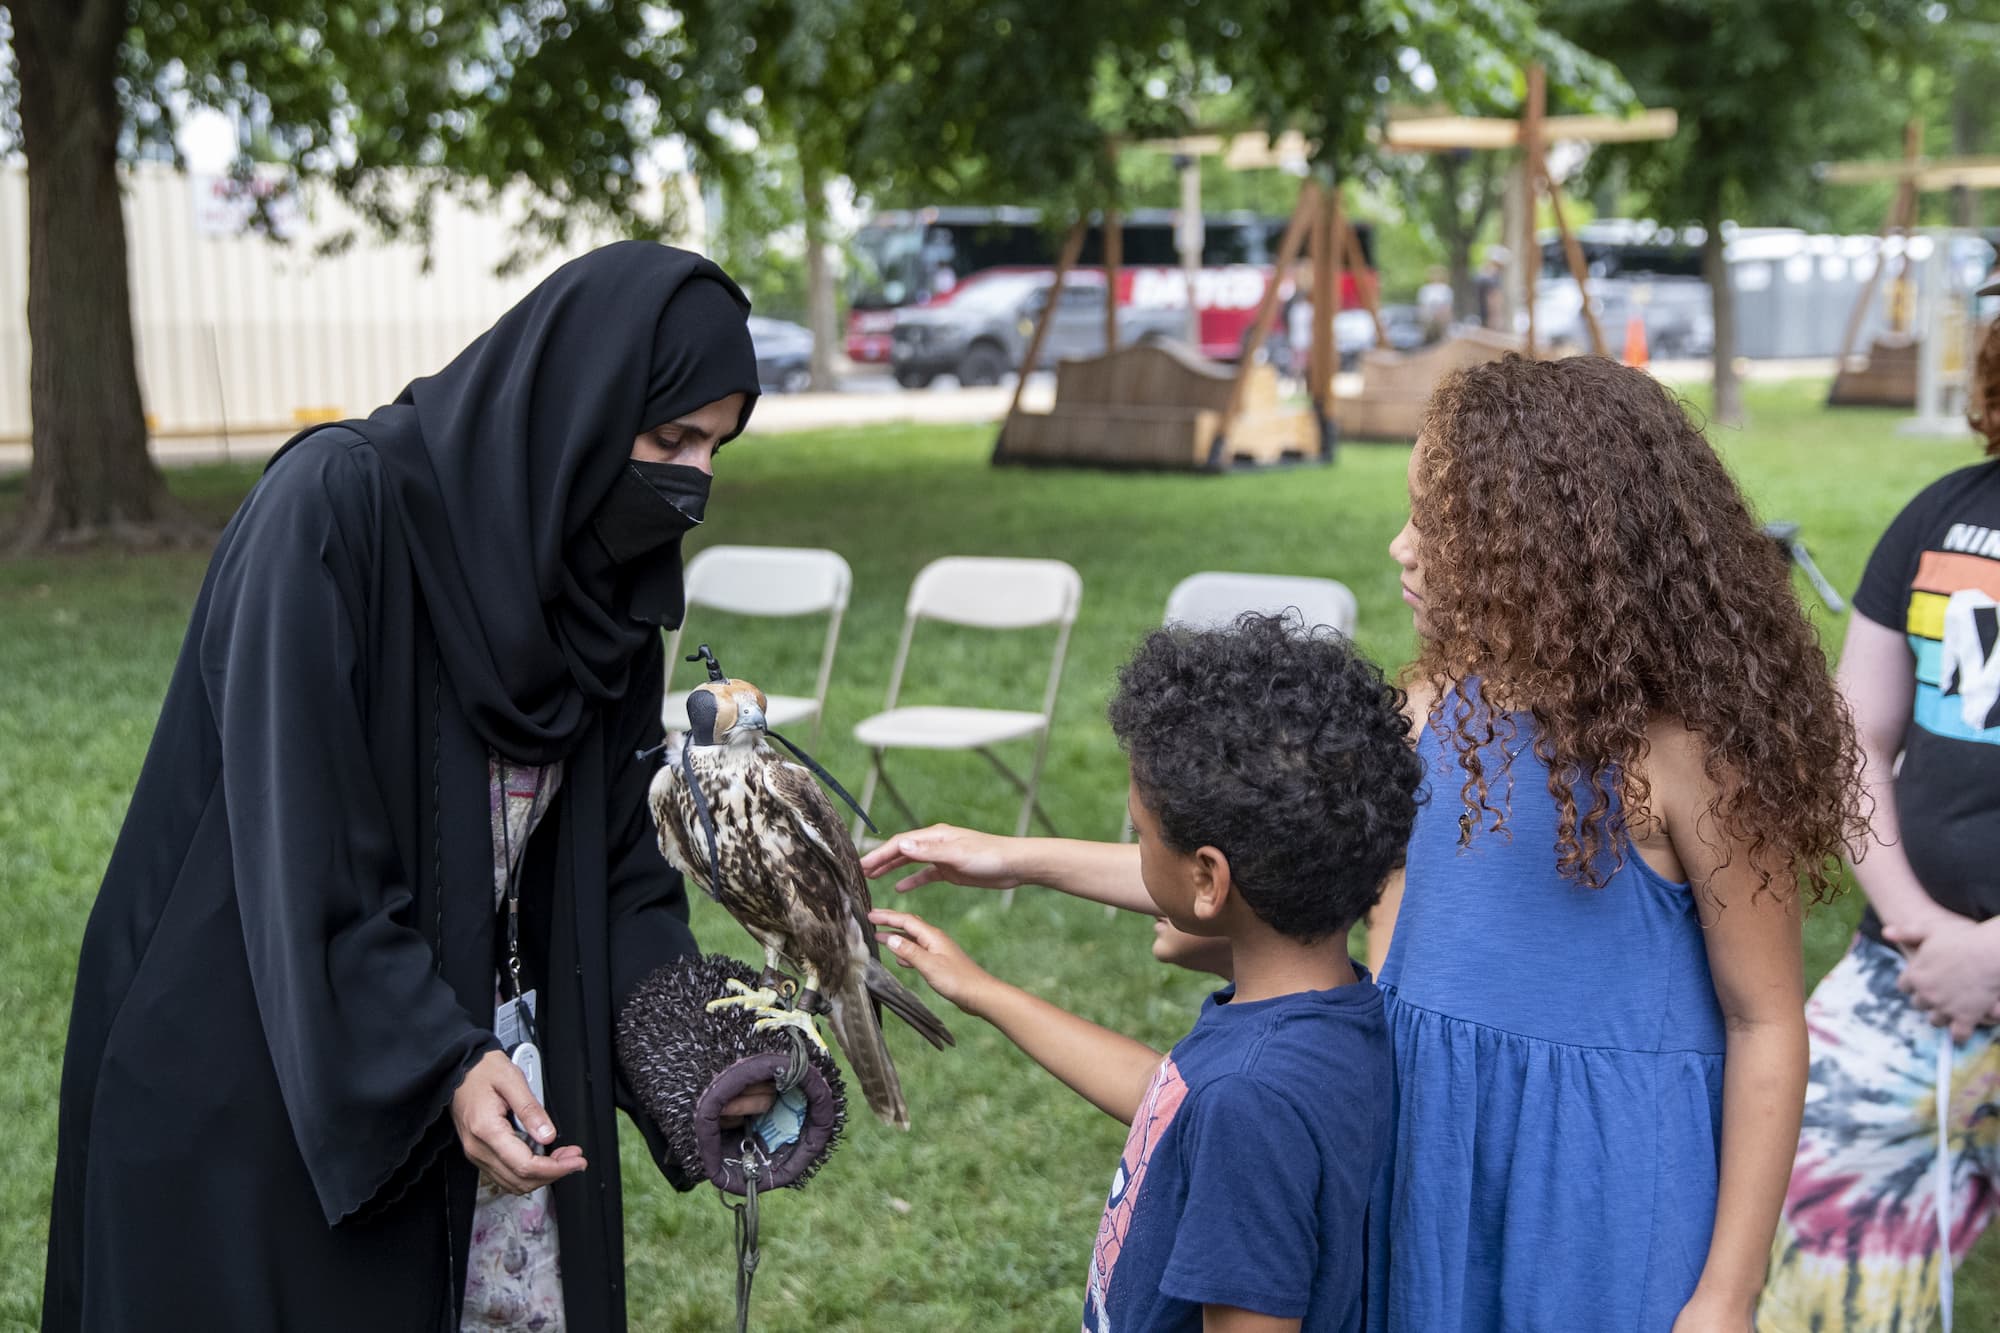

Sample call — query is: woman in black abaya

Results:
[43,242,764,1333]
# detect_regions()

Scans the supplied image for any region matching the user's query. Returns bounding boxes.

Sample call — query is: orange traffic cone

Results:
[1622,315,1649,368]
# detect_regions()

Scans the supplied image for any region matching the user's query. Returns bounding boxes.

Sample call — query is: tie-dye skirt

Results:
[1760,934,1999,1331]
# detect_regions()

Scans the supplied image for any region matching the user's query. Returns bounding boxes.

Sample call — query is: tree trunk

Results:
[1431,154,1475,320]
[10,0,192,550]
[1702,205,1743,427]
[1447,234,1477,325]
[1424,152,1498,324]
[1498,166,1528,336]
[800,160,840,393]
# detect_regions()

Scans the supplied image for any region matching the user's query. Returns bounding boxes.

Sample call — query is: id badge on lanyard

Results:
[496,947,546,1154]
[497,969,546,1155]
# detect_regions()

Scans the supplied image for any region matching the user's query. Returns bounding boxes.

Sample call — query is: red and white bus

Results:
[846,206,1373,365]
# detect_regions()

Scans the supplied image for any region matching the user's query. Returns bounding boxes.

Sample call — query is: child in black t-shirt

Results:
[1759,287,2000,1331]
[870,614,1422,1333]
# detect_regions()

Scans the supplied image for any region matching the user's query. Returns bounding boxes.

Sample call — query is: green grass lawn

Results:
[3,380,1995,1329]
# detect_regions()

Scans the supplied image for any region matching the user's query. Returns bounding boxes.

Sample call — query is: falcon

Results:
[646,648,953,1130]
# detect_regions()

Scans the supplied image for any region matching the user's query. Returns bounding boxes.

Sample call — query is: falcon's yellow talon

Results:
[707,982,784,1014]
[708,982,827,1050]
[751,1007,829,1052]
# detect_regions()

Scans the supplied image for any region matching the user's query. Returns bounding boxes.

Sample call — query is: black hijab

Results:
[292,241,759,764]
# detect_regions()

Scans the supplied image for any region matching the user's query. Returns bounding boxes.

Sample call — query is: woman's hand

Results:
[1883,913,2000,1041]
[719,1084,778,1125]
[860,825,1027,894]
[452,1049,588,1194]
[869,908,998,1015]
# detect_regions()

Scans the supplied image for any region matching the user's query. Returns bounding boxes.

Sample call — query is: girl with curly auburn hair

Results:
[1369,354,1865,1333]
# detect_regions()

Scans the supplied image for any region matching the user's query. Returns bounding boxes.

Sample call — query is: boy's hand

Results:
[875,908,1164,1123]
[869,908,997,1015]
[859,825,1025,894]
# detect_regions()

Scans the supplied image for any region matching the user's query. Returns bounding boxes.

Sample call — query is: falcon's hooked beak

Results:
[714,678,769,745]
[677,677,769,748]
[730,697,766,737]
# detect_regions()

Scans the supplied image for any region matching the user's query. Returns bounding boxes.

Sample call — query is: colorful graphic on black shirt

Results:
[1908,528,2000,743]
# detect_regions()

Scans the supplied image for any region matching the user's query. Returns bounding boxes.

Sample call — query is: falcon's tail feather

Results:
[864,958,955,1050]
[827,988,910,1130]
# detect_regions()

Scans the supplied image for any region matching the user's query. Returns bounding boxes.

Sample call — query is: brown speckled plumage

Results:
[649,680,953,1129]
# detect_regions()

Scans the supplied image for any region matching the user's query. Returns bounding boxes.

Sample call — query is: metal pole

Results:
[1899,234,1963,437]
[207,322,231,463]
[1178,154,1203,346]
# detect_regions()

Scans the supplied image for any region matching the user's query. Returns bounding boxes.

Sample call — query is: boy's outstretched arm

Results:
[870,908,1162,1124]
[861,826,1156,914]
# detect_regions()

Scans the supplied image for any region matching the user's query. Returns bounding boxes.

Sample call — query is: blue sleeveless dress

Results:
[1368,687,1726,1332]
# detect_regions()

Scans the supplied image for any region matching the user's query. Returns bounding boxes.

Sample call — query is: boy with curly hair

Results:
[871,613,1422,1333]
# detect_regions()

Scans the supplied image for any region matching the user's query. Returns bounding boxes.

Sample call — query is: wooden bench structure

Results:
[1331,327,1529,443]
[1827,334,1920,407]
[994,339,1324,469]
[994,156,1339,474]
[993,79,1672,469]
[1821,121,2000,411]
[1324,69,1673,443]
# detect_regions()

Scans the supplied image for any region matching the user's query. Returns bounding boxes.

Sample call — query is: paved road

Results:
[0,370,1058,474]
[0,359,1832,475]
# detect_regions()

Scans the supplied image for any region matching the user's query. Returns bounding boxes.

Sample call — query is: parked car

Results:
[749,315,814,393]
[1529,277,1714,360]
[1333,309,1378,368]
[1377,304,1430,354]
[889,272,1182,387]
[1283,304,1428,374]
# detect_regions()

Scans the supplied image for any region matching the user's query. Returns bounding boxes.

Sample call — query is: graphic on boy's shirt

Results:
[1083,1056,1189,1333]
[1906,531,2000,744]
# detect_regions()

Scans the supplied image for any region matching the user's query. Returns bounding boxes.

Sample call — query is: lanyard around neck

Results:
[498,766,545,1003]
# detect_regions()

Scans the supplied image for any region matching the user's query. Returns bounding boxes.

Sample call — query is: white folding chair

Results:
[1115,571,1360,884]
[1162,570,1358,637]
[852,557,1084,868]
[662,545,853,747]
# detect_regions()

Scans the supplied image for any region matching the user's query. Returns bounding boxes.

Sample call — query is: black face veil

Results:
[275,241,759,764]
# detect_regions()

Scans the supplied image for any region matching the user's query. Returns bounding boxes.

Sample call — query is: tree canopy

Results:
[8,0,1990,543]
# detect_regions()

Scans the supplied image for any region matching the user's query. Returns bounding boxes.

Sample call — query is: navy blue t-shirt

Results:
[1082,969,1392,1332]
